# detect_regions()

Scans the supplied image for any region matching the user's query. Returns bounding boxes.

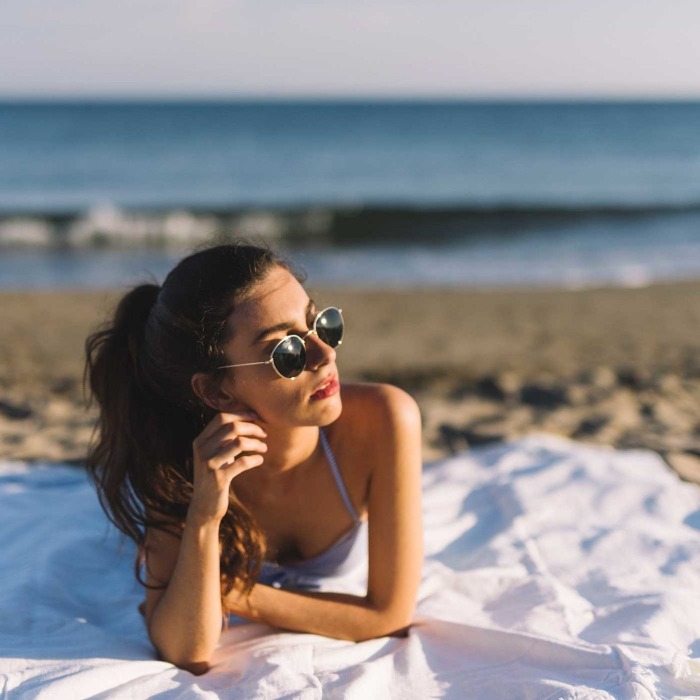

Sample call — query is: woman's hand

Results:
[189,411,267,524]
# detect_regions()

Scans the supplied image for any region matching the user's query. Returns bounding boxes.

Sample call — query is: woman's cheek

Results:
[256,383,303,422]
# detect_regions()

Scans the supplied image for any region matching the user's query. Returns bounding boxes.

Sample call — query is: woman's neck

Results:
[264,424,321,473]
[232,424,322,501]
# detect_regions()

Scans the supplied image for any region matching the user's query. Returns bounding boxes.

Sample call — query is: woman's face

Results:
[220,265,342,428]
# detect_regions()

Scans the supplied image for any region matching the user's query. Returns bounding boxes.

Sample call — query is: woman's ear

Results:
[191,372,242,412]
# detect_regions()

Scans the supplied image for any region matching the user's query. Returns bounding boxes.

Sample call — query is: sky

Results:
[1,0,700,99]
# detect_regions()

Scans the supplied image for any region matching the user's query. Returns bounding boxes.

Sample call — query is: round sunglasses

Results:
[218,306,344,380]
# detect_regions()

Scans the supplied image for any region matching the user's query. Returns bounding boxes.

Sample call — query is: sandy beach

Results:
[1,281,699,482]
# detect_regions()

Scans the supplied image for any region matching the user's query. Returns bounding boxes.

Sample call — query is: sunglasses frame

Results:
[217,306,344,380]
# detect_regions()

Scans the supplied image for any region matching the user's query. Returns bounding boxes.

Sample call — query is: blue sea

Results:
[1,100,700,289]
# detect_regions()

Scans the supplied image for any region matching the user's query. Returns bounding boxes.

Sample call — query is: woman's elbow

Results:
[176,659,212,675]
[352,607,416,642]
[150,627,215,675]
[155,643,213,675]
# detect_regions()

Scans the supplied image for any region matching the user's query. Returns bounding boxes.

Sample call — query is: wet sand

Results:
[1,281,700,482]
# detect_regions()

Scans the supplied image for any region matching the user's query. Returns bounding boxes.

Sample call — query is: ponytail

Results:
[85,284,172,546]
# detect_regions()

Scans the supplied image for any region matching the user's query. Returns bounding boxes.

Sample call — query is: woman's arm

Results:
[143,411,267,673]
[226,385,424,641]
[144,515,224,674]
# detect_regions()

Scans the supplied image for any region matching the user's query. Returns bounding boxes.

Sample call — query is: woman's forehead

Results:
[228,268,309,330]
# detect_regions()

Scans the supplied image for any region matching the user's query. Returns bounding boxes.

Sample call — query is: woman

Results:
[85,243,423,674]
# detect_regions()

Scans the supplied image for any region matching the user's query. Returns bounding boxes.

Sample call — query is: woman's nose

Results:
[306,332,336,369]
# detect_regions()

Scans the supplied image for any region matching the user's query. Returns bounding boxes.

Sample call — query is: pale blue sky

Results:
[2,0,699,98]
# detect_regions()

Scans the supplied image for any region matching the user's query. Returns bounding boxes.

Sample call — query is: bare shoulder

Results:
[337,382,422,440]
[324,383,422,524]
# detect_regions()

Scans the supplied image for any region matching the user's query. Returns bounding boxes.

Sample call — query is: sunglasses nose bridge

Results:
[304,328,337,367]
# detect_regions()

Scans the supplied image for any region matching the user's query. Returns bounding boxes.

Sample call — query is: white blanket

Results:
[1,434,699,699]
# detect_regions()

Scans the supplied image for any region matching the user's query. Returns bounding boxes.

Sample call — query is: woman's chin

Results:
[312,393,343,426]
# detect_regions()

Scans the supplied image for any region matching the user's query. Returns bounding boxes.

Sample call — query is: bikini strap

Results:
[319,429,359,523]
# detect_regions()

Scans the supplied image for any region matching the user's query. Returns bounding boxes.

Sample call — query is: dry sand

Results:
[1,281,700,481]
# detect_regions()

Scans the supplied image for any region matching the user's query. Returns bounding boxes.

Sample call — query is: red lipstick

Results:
[310,376,340,401]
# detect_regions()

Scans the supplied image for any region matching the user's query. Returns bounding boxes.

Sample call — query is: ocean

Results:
[1,100,700,289]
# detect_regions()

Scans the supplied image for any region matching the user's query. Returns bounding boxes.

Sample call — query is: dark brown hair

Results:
[85,242,290,602]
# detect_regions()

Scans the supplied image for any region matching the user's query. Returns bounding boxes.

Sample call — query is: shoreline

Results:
[1,280,699,482]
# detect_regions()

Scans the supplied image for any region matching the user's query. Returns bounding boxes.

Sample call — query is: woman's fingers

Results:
[195,413,266,453]
[220,452,265,477]
[202,435,267,471]
[189,412,269,521]
[189,412,269,522]
[210,419,267,444]
[195,411,264,444]
[193,413,267,467]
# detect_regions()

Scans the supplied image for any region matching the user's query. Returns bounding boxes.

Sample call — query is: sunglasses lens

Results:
[272,336,306,378]
[316,308,344,348]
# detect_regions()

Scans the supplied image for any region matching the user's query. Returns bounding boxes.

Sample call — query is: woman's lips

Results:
[310,376,340,400]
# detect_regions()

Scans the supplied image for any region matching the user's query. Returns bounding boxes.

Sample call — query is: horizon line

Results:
[2,92,700,104]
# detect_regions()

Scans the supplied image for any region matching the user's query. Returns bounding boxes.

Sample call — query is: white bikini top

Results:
[256,429,368,592]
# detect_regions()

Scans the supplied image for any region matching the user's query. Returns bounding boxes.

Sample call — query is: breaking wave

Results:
[3,201,700,250]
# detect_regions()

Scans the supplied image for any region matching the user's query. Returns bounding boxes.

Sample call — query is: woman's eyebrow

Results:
[251,299,316,345]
